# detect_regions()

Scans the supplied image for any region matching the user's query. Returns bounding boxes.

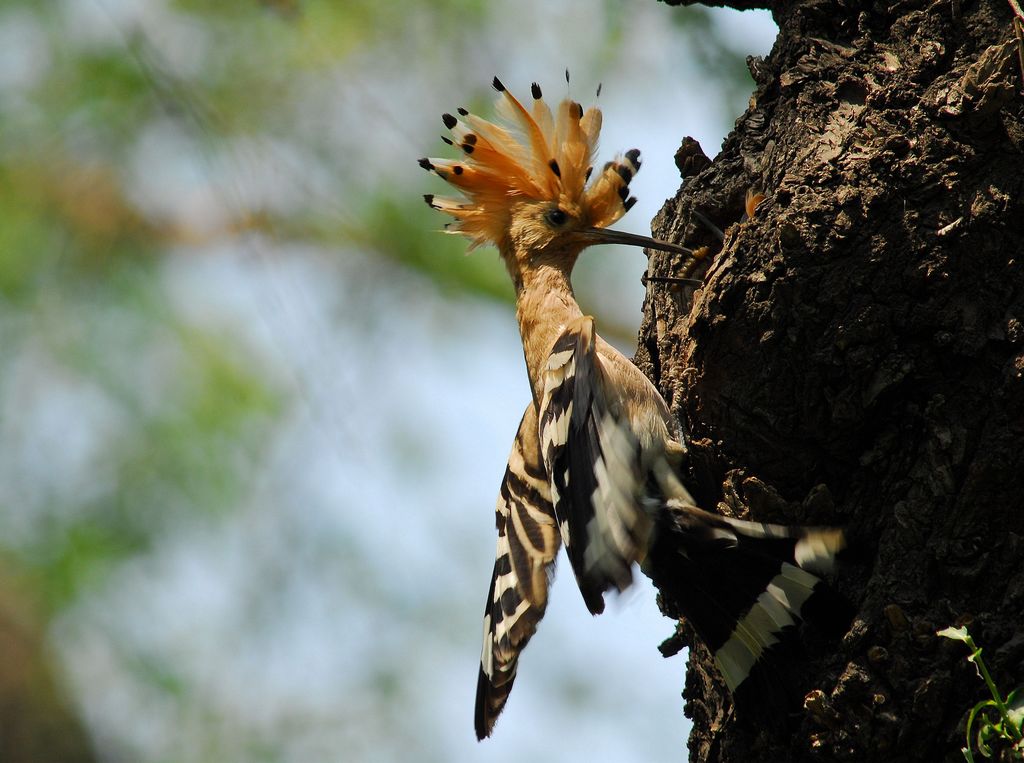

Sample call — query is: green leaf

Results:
[978,718,997,757]
[1007,688,1024,717]
[968,700,998,760]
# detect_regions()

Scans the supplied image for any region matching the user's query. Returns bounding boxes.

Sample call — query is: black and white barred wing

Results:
[475,403,559,740]
[538,315,652,615]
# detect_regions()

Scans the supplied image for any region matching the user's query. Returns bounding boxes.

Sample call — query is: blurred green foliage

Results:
[0,0,294,638]
[355,195,514,302]
[0,3,505,756]
[668,5,762,124]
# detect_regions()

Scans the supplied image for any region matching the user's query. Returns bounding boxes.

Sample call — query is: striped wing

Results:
[475,403,559,740]
[538,315,652,615]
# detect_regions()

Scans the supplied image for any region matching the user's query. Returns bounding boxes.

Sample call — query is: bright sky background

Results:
[3,2,778,761]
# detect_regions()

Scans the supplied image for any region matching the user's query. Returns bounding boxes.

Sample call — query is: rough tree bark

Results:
[638,0,1024,760]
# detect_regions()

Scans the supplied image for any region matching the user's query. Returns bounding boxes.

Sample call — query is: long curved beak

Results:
[582,227,696,257]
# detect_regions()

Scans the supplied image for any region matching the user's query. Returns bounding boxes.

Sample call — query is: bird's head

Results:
[420,77,691,282]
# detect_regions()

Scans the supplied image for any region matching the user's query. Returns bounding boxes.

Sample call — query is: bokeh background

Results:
[0,1,776,761]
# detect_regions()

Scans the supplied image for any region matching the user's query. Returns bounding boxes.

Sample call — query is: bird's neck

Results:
[513,263,583,403]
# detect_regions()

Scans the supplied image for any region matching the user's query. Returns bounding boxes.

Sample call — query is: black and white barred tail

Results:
[645,503,848,696]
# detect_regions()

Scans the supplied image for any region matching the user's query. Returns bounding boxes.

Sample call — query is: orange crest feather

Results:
[421,77,641,249]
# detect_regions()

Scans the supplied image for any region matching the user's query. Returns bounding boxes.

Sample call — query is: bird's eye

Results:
[544,208,568,227]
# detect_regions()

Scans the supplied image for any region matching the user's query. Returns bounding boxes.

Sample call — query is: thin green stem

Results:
[965,635,1024,742]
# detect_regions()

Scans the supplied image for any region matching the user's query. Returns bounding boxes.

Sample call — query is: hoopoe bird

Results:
[420,76,846,740]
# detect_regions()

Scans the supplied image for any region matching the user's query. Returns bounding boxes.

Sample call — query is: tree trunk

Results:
[639,0,1024,760]
[0,575,96,763]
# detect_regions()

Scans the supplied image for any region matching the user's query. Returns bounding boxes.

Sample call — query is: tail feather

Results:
[645,504,849,697]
